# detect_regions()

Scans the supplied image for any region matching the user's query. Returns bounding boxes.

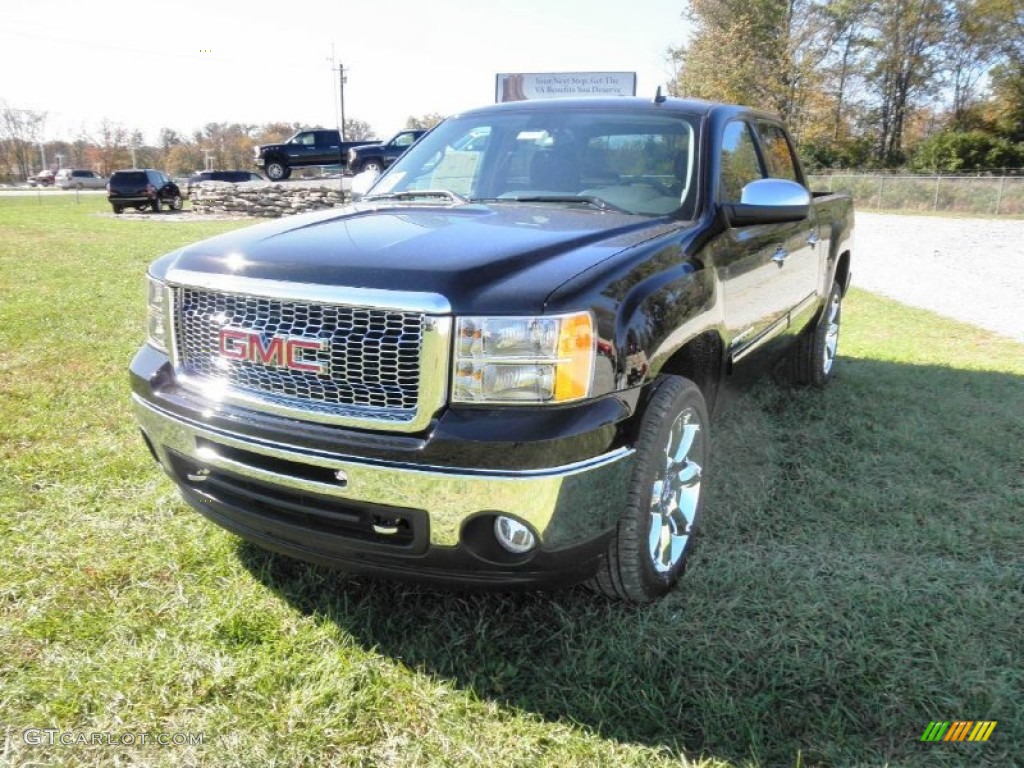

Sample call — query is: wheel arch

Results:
[653,331,725,414]
[833,249,852,296]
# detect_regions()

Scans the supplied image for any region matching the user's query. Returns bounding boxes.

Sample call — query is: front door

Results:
[715,120,798,359]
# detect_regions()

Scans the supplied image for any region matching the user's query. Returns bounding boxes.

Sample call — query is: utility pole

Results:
[339,63,347,141]
[328,45,341,132]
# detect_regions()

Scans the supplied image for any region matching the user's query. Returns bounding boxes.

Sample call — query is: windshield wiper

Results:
[364,189,469,204]
[488,194,630,214]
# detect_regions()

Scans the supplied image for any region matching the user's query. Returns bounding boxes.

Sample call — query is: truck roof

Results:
[455,96,779,123]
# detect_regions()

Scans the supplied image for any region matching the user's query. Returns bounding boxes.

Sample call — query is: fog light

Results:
[494,516,537,554]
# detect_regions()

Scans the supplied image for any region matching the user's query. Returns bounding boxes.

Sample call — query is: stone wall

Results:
[190,182,348,218]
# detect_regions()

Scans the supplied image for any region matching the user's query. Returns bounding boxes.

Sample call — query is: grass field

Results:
[1,196,1021,767]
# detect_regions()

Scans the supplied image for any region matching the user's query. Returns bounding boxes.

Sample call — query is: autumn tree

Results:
[672,0,826,133]
[405,113,446,130]
[90,119,132,175]
[0,102,47,179]
[344,118,376,141]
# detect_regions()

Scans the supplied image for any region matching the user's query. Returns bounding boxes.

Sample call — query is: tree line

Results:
[671,0,1023,171]
[0,110,445,182]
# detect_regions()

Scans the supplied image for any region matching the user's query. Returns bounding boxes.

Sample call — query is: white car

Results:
[55,169,108,190]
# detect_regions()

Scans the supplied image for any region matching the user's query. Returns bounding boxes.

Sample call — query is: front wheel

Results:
[112,204,123,214]
[786,280,842,387]
[362,159,383,174]
[265,161,290,181]
[169,194,183,211]
[587,375,709,603]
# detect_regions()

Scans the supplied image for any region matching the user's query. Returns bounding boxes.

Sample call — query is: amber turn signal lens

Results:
[554,312,594,402]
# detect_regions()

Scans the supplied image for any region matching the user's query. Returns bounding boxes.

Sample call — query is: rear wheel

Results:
[112,204,123,214]
[587,375,709,603]
[265,160,290,181]
[786,280,842,387]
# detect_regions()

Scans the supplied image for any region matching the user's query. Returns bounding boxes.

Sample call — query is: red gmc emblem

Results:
[218,327,329,375]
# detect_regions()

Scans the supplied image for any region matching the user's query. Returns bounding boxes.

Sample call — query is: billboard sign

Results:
[495,72,637,102]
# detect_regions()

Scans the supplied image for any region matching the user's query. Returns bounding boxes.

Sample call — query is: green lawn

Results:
[1,196,1021,767]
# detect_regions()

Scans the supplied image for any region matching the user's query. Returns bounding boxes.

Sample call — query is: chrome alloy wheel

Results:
[823,292,841,375]
[648,407,704,573]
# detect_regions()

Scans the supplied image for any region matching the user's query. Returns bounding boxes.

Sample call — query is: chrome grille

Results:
[174,287,424,417]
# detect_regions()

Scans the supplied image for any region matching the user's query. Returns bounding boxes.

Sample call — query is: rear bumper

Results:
[109,194,154,205]
[132,375,637,587]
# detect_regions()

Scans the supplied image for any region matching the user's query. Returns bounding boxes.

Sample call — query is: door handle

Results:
[771,246,789,264]
[807,231,820,248]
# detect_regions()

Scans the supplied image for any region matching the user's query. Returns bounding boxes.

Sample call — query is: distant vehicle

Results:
[346,130,427,174]
[184,170,264,198]
[27,170,55,187]
[253,129,374,181]
[107,169,183,214]
[55,169,107,190]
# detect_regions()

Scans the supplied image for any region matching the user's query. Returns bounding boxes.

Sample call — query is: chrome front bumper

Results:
[133,395,635,550]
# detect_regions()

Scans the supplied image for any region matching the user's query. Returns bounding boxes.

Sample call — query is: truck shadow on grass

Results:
[238,357,1023,766]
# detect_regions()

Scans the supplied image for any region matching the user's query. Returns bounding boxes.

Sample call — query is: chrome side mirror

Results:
[725,178,811,226]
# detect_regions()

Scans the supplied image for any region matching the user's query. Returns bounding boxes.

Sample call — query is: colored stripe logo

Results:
[921,721,997,742]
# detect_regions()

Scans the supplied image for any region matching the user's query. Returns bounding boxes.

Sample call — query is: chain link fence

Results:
[807,173,1024,216]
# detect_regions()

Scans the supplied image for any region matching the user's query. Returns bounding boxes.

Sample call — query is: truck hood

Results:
[157,203,690,314]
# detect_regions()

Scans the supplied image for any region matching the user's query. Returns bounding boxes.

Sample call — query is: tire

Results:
[112,204,123,214]
[134,204,147,211]
[587,375,709,603]
[786,280,842,387]
[363,159,383,174]
[169,194,183,211]
[265,160,290,181]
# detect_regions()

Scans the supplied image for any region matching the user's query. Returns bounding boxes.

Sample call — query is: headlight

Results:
[452,311,594,404]
[146,274,167,352]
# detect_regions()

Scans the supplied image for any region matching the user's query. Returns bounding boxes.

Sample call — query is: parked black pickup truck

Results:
[132,97,853,602]
[254,129,373,181]
[346,129,426,173]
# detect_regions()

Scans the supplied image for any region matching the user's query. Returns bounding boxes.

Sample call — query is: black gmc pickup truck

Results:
[254,129,374,180]
[132,97,853,602]
[346,129,427,174]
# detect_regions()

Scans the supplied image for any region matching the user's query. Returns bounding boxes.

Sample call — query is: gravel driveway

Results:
[853,212,1024,342]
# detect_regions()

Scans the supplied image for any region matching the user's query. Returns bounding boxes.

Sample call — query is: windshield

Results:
[369,107,700,217]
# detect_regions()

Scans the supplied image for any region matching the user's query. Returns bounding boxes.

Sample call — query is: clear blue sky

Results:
[1,0,692,143]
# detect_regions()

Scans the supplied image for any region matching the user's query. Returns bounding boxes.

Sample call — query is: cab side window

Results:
[393,132,417,148]
[295,133,315,146]
[719,121,764,203]
[756,123,799,182]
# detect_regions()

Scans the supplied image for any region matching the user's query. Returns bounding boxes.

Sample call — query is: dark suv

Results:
[184,170,263,198]
[107,169,183,214]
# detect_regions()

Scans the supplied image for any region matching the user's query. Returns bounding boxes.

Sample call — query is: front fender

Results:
[612,265,717,388]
